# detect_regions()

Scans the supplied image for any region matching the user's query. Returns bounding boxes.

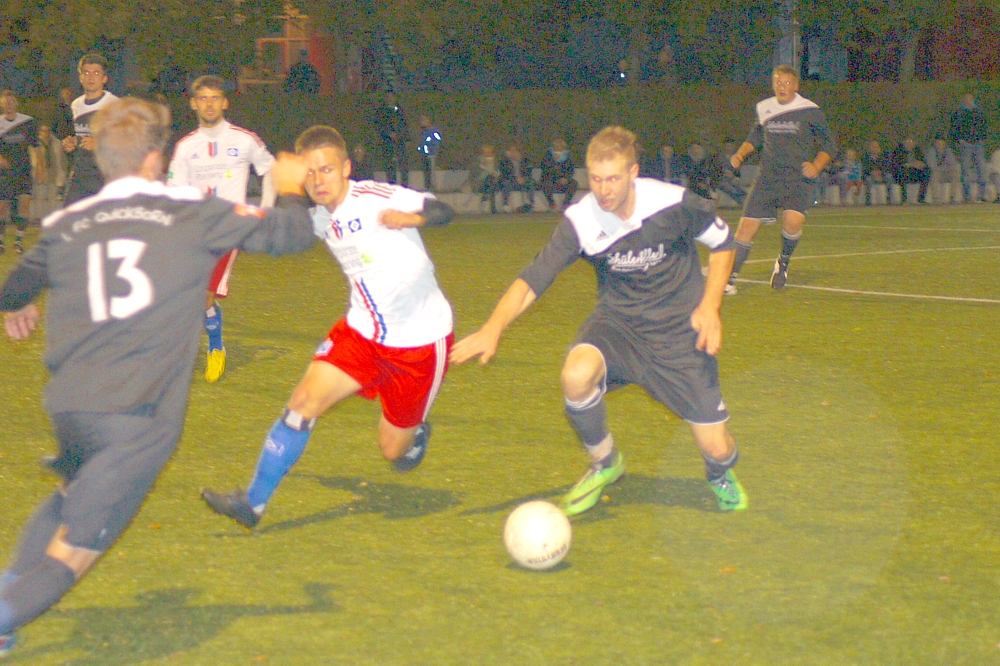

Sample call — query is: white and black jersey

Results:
[520,178,734,344]
[0,177,314,414]
[64,92,119,203]
[744,94,837,176]
[0,113,39,178]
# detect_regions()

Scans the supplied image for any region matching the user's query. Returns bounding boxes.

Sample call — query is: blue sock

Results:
[0,571,15,594]
[0,599,13,635]
[246,410,316,511]
[205,305,223,352]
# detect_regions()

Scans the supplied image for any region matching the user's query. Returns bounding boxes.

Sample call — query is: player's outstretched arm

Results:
[691,249,734,356]
[450,278,537,365]
[380,200,455,229]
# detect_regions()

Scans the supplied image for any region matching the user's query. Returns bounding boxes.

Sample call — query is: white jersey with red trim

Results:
[167,120,275,204]
[311,180,453,348]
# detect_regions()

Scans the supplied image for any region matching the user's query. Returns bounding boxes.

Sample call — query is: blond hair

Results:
[92,97,171,181]
[586,126,638,167]
[772,65,799,81]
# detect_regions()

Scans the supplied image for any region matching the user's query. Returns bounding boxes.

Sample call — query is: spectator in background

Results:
[284,50,320,94]
[720,139,746,206]
[681,142,721,200]
[471,144,501,214]
[52,87,75,140]
[351,144,374,182]
[30,123,66,221]
[0,90,39,255]
[417,116,442,192]
[374,92,407,185]
[498,144,535,213]
[949,93,989,202]
[639,143,684,185]
[862,140,892,204]
[838,149,863,203]
[539,137,577,211]
[890,136,929,204]
[926,137,960,204]
[989,144,1000,203]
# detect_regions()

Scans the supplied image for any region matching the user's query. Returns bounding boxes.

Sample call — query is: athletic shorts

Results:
[208,249,238,298]
[0,170,32,201]
[743,169,816,220]
[314,318,452,429]
[576,314,729,425]
[49,409,182,552]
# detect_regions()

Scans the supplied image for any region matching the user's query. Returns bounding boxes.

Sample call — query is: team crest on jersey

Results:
[347,218,363,233]
[315,339,333,356]
[227,147,239,157]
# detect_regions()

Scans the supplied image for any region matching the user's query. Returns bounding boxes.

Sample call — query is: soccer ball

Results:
[503,500,572,570]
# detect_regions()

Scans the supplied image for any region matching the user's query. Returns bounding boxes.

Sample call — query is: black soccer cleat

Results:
[770,257,789,290]
[201,488,261,528]
[394,422,431,472]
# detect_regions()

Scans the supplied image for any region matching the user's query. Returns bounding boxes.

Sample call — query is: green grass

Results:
[1,203,999,665]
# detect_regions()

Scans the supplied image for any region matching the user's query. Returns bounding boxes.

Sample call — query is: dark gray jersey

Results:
[66,92,119,198]
[0,177,314,414]
[520,178,734,344]
[745,94,837,176]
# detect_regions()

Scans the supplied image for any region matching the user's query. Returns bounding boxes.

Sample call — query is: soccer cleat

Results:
[769,257,789,289]
[13,243,22,255]
[205,348,227,383]
[724,282,738,296]
[559,450,625,516]
[201,488,261,528]
[394,422,431,472]
[708,470,748,512]
[0,633,16,658]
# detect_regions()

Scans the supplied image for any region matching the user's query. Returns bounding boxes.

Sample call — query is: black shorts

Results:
[743,170,816,219]
[49,409,183,552]
[576,314,729,425]
[0,170,32,201]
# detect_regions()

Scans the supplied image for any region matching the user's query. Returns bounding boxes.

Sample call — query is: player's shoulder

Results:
[43,177,205,229]
[172,129,201,151]
[349,179,401,201]
[756,94,820,124]
[225,123,267,147]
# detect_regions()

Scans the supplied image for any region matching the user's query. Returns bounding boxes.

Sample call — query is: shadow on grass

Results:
[463,474,717,521]
[10,583,335,665]
[245,475,462,536]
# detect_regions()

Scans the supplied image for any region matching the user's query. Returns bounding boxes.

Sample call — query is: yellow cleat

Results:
[205,348,227,383]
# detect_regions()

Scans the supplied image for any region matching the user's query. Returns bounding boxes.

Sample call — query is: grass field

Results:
[0,203,999,665]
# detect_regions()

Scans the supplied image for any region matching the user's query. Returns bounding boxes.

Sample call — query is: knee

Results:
[46,526,101,581]
[287,385,323,419]
[561,356,602,402]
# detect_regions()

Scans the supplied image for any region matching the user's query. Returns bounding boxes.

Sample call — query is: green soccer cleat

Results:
[708,470,748,512]
[559,450,625,517]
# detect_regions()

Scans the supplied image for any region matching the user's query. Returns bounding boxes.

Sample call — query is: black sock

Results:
[0,556,76,633]
[731,240,752,280]
[565,389,609,448]
[704,450,739,483]
[780,230,801,264]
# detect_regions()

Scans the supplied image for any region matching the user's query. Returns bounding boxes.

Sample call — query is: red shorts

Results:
[209,249,239,298]
[314,319,453,429]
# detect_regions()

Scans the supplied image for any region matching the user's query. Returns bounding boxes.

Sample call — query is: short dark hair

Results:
[92,97,171,181]
[295,125,347,158]
[78,53,109,74]
[191,75,227,96]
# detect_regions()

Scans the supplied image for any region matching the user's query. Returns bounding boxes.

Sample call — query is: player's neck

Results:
[613,187,637,221]
[84,90,105,102]
[199,117,226,130]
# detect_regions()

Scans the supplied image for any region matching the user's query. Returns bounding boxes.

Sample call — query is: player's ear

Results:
[189,96,198,111]
[222,97,230,110]
[629,161,639,179]
[343,157,352,179]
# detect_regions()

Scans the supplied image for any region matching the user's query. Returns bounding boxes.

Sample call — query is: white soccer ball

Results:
[503,500,572,570]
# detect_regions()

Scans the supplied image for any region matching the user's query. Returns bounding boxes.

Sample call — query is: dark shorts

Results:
[743,170,816,220]
[49,409,183,552]
[0,170,32,200]
[575,314,729,425]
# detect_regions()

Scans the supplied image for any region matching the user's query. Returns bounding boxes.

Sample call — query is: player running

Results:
[0,97,315,657]
[201,125,456,529]
[167,75,277,382]
[727,65,837,293]
[61,53,119,205]
[0,90,39,255]
[451,126,747,516]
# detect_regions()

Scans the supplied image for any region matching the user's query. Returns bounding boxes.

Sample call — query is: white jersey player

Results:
[202,125,456,530]
[167,75,277,382]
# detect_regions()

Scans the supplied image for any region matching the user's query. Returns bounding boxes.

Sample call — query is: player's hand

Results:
[4,304,40,340]
[62,136,78,152]
[690,305,722,356]
[79,137,95,151]
[730,154,743,170]
[450,328,501,365]
[802,161,820,179]
[0,155,8,169]
[271,151,308,196]
[379,209,423,229]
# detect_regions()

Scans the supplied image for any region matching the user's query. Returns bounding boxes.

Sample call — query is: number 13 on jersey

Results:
[87,239,154,322]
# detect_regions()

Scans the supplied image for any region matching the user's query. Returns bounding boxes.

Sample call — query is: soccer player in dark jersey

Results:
[451,126,747,517]
[0,90,39,255]
[727,65,836,292]
[61,53,119,205]
[0,97,314,657]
